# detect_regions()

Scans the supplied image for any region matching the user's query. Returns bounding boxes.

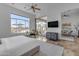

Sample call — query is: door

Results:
[36,20,47,36]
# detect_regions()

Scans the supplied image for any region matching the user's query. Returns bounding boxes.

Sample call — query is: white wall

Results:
[61,10,79,36]
[46,3,79,38]
[0,4,35,38]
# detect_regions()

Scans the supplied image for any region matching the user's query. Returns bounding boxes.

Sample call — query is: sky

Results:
[11,14,29,28]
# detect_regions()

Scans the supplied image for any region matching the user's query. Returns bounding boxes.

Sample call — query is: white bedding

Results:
[0,36,40,56]
[0,36,64,56]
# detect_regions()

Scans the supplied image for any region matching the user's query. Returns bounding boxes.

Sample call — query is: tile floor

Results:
[47,38,79,56]
[36,36,79,56]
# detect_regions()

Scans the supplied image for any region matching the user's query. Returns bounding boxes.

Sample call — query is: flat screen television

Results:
[48,21,58,27]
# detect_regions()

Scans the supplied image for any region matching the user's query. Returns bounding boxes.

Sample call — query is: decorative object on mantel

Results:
[62,22,71,26]
[74,25,79,37]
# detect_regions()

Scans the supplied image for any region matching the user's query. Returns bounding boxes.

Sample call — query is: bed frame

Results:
[21,46,40,56]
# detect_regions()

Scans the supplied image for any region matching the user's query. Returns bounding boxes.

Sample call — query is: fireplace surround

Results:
[46,32,58,41]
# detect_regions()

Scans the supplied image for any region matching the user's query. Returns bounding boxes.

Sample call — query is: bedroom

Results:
[0,3,64,56]
[0,3,79,56]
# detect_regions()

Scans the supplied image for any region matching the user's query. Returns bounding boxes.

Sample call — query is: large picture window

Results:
[11,14,30,33]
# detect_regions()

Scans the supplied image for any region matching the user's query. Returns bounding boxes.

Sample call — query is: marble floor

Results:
[36,36,79,56]
[47,38,79,56]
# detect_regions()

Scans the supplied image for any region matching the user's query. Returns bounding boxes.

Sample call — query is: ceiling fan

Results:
[31,3,40,13]
[11,3,46,20]
[24,3,41,13]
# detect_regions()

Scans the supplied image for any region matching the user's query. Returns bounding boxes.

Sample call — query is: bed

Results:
[0,36,64,56]
[0,36,40,56]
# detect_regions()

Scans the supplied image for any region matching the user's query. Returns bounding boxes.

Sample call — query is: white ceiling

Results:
[62,8,79,18]
[6,3,79,21]
[7,3,51,18]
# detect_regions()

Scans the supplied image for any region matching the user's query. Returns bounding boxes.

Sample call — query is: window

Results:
[11,14,30,33]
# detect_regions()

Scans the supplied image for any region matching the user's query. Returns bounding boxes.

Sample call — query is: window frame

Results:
[10,13,30,33]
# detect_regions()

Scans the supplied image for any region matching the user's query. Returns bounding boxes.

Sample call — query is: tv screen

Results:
[48,21,58,27]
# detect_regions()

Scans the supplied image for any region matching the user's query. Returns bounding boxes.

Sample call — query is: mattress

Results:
[0,36,40,56]
[0,36,64,56]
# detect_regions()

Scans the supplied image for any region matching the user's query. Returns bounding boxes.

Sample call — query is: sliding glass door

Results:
[36,20,47,36]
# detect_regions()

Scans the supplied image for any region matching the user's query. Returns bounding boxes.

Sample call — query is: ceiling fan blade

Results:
[35,8,40,10]
[25,3,40,13]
